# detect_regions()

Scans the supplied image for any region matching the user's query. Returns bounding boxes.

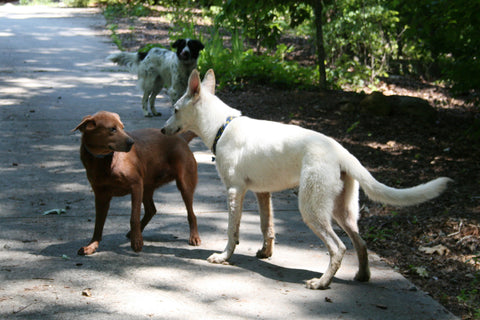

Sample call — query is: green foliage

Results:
[103,1,151,20]
[323,0,399,87]
[19,0,58,5]
[107,24,124,51]
[103,0,478,94]
[212,1,312,51]
[155,0,320,89]
[138,43,166,53]
[346,120,360,133]
[391,0,480,93]
[63,0,96,7]
[364,226,392,242]
[214,1,288,50]
[456,271,480,317]
[197,31,318,89]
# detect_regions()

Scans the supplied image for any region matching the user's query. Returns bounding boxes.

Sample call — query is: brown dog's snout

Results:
[161,128,166,134]
[110,133,135,153]
[126,137,134,151]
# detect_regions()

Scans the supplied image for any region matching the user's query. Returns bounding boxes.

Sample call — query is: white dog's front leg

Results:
[207,187,245,264]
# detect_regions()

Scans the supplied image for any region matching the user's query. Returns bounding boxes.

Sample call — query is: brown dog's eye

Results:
[110,127,117,133]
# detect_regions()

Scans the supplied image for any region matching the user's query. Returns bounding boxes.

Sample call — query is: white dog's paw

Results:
[306,277,330,290]
[207,252,227,264]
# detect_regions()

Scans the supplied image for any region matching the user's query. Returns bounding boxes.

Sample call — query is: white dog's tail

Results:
[340,150,452,206]
[107,52,141,73]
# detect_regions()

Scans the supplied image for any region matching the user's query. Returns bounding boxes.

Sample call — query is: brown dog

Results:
[73,111,200,255]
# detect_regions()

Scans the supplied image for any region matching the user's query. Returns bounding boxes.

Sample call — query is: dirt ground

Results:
[106,10,479,319]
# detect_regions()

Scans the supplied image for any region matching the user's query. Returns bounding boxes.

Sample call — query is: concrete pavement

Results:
[0,5,457,319]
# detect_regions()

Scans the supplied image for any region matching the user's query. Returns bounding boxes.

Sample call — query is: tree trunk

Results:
[312,0,327,91]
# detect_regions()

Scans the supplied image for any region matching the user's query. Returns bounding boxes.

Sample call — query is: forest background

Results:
[90,0,480,96]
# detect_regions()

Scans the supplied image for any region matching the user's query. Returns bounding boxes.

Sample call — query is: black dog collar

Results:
[84,144,113,159]
[212,116,237,155]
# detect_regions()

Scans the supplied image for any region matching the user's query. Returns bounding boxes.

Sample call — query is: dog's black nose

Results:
[161,128,166,134]
[126,138,134,151]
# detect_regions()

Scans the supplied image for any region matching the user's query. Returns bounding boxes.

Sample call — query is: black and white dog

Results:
[107,39,204,117]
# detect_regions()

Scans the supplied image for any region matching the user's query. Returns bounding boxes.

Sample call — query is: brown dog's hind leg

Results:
[175,160,201,246]
[129,185,144,252]
[255,192,275,258]
[78,193,112,255]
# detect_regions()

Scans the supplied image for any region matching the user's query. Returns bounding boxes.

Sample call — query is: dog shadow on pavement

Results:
[39,232,350,288]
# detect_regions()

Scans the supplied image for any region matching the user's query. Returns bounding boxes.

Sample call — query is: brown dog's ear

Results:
[202,69,216,94]
[188,69,201,97]
[72,115,95,133]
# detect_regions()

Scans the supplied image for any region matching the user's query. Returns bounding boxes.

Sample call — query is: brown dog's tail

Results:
[178,131,197,143]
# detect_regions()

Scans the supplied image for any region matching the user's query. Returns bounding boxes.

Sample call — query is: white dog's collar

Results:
[212,116,237,155]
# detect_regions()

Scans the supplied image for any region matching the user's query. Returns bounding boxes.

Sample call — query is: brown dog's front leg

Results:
[78,193,111,255]
[129,184,144,252]
[125,188,157,239]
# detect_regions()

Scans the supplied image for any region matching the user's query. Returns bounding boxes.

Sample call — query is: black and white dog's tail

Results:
[107,52,142,73]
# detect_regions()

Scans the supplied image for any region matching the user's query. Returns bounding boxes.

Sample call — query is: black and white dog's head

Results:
[172,39,205,62]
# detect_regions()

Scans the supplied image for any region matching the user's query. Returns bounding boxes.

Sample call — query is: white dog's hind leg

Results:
[333,173,370,282]
[255,192,275,258]
[303,215,346,289]
[207,187,246,264]
[299,168,346,290]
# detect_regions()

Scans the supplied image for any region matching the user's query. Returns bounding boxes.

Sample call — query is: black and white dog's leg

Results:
[149,77,163,117]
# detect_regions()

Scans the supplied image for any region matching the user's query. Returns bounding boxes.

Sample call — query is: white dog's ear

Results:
[188,69,201,97]
[202,69,216,94]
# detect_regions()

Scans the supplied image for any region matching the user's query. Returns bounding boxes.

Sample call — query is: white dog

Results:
[161,69,452,289]
[107,39,204,117]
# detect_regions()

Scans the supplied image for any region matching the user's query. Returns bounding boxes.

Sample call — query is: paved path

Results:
[0,5,456,319]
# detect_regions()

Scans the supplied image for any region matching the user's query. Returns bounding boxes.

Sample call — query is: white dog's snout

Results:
[161,116,180,135]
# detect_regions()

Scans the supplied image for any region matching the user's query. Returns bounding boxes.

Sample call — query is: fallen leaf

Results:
[82,288,92,297]
[418,244,450,256]
[412,266,429,278]
[42,208,66,216]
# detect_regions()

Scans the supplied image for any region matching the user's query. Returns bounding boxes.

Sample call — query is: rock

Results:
[338,101,356,113]
[359,91,436,121]
[390,95,437,121]
[359,91,392,116]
